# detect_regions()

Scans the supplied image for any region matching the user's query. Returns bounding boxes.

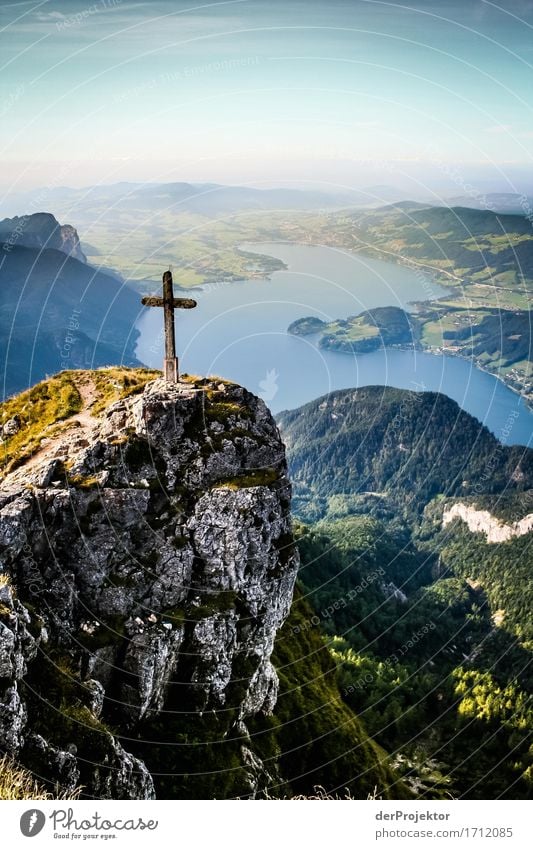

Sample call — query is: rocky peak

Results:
[0,212,86,262]
[0,373,299,798]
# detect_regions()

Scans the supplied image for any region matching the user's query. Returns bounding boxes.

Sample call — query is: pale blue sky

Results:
[1,0,533,192]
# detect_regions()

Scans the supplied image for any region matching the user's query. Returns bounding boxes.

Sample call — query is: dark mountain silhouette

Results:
[0,245,141,398]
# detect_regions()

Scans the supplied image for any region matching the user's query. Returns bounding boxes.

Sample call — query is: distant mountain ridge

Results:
[6,184,533,223]
[443,192,533,215]
[6,181,373,221]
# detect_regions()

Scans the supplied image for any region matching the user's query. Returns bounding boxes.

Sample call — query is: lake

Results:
[135,242,533,447]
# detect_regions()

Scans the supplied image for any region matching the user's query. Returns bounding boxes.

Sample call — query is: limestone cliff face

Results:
[443,502,533,543]
[0,377,299,798]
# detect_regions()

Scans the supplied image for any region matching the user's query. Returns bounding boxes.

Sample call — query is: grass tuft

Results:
[89,367,160,416]
[0,754,81,800]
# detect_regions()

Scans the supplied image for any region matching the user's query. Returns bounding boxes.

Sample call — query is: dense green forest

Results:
[420,507,533,645]
[278,387,533,798]
[295,517,532,798]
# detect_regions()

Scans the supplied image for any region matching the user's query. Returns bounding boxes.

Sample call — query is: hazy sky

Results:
[2,0,533,193]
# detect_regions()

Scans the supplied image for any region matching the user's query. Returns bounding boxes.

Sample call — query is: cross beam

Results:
[141,270,197,382]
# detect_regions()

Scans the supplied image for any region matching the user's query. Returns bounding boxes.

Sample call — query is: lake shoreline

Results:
[289,330,532,413]
[247,240,530,412]
[135,241,532,446]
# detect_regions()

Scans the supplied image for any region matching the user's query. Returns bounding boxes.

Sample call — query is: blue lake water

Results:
[135,242,532,447]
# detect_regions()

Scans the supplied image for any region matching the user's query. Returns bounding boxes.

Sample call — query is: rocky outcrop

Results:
[0,417,21,442]
[0,581,37,753]
[443,502,533,543]
[0,376,298,798]
[0,212,86,261]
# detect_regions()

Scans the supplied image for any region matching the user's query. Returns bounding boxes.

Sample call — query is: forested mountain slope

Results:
[278,387,532,521]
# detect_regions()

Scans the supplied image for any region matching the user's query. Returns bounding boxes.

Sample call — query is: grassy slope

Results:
[0,368,159,477]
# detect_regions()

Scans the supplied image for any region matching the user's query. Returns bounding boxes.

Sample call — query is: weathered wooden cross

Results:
[141,269,197,382]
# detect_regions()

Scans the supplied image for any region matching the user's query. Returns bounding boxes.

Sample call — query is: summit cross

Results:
[141,269,197,382]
